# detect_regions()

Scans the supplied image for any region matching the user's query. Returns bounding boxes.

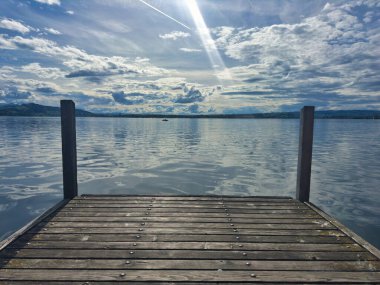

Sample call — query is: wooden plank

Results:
[50,216,328,224]
[1,269,380,282]
[64,203,309,209]
[73,196,296,201]
[17,233,352,243]
[68,202,306,208]
[80,195,293,200]
[8,241,362,251]
[71,202,302,207]
[0,248,374,260]
[27,226,346,236]
[37,221,335,230]
[59,207,312,213]
[0,280,376,285]
[54,210,321,218]
[69,200,302,205]
[2,258,379,271]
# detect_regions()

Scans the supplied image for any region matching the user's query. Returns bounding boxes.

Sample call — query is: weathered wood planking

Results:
[0,269,380,283]
[77,195,294,200]
[1,269,380,283]
[3,258,379,271]
[0,280,373,285]
[2,248,375,260]
[50,216,327,223]
[16,233,354,243]
[8,241,362,251]
[0,195,379,284]
[27,227,346,235]
[35,221,336,229]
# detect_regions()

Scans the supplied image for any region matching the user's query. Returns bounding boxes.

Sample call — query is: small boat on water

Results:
[162,118,168,121]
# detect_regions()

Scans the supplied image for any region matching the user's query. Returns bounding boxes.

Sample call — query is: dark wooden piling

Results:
[296,106,315,202]
[60,100,78,199]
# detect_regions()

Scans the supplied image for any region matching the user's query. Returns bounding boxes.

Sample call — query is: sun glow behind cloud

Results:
[185,0,233,84]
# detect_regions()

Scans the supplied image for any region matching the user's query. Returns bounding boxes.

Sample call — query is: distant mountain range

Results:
[0,103,380,119]
[0,103,93,117]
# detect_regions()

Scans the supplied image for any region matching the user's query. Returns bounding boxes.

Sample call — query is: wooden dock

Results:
[1,195,380,284]
[1,102,379,283]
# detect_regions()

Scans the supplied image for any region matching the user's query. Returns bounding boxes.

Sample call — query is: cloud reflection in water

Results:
[0,117,379,248]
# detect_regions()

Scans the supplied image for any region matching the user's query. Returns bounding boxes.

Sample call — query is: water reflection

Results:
[311,119,380,249]
[0,117,62,240]
[176,118,201,147]
[0,117,379,248]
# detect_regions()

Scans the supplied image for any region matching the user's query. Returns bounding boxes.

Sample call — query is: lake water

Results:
[0,117,379,249]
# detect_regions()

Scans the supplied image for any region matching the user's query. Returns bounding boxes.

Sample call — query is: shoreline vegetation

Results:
[1,103,380,119]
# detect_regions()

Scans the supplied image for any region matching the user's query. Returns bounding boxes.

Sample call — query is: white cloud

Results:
[211,26,235,39]
[89,77,218,113]
[159,31,190,40]
[174,86,207,103]
[0,63,64,80]
[212,0,380,106]
[0,35,86,58]
[34,0,61,5]
[0,18,30,34]
[0,34,16,49]
[179,48,202,53]
[0,34,169,81]
[215,3,379,65]
[21,63,64,79]
[0,66,16,79]
[66,10,74,15]
[44,28,62,35]
[0,86,33,103]
[63,55,168,79]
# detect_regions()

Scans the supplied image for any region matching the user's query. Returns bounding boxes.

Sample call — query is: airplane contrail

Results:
[137,0,191,30]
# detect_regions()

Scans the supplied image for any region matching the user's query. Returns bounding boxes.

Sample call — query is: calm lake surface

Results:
[0,117,379,248]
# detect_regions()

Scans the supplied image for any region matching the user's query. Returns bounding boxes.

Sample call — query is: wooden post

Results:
[296,106,315,202]
[60,100,78,199]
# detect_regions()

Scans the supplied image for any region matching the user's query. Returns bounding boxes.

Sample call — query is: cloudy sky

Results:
[0,0,379,114]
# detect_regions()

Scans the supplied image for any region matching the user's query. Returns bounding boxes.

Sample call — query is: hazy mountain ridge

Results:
[0,103,380,119]
[0,103,93,117]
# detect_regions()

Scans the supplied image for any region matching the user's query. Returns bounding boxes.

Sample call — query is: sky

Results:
[0,0,379,114]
